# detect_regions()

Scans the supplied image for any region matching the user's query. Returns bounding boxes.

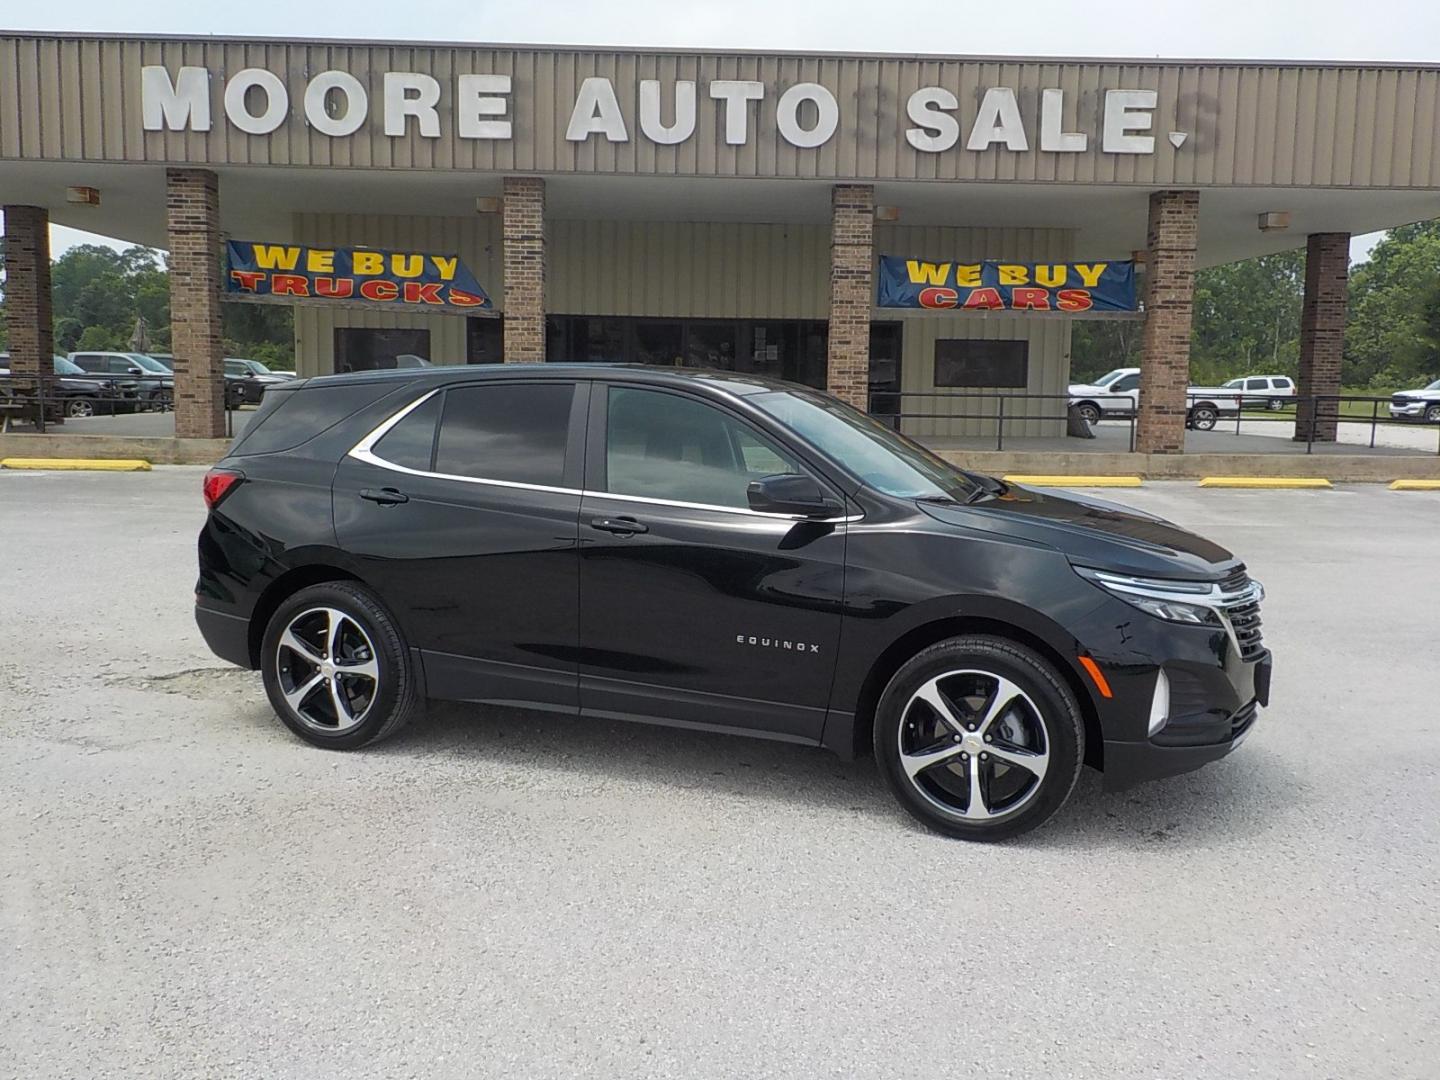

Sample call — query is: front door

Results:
[576,383,848,742]
[332,379,588,711]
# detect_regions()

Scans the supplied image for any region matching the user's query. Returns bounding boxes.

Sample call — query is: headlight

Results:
[1073,566,1224,626]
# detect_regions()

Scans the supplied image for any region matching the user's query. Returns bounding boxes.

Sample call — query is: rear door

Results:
[332,378,589,711]
[575,382,847,741]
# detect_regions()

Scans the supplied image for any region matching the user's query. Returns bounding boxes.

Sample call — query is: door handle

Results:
[360,487,409,506]
[589,516,648,536]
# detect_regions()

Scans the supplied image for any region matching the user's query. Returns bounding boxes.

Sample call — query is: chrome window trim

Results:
[346,387,861,524]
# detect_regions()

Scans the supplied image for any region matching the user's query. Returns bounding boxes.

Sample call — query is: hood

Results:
[1067,382,1106,395]
[921,483,1240,580]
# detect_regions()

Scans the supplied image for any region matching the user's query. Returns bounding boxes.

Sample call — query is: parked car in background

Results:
[1068,368,1242,431]
[1067,367,1141,423]
[1388,379,1440,423]
[0,353,139,417]
[69,351,174,409]
[224,358,294,406]
[1218,375,1295,410]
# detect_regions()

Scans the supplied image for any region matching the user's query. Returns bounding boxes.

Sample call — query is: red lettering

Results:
[447,289,487,308]
[962,287,1005,311]
[314,276,355,299]
[1010,287,1051,311]
[1056,288,1094,313]
[918,287,959,309]
[359,279,399,302]
[229,270,265,292]
[271,274,310,297]
[402,281,445,305]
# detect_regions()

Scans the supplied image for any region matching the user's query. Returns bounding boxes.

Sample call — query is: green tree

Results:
[1344,221,1440,387]
[74,324,119,351]
[1189,251,1305,383]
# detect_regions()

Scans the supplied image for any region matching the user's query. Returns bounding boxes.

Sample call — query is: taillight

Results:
[202,468,244,509]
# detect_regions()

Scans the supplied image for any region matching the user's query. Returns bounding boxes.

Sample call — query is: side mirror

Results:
[746,473,844,519]
[127,366,144,375]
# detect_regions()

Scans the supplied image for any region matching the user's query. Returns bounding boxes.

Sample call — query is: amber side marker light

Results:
[1078,655,1113,699]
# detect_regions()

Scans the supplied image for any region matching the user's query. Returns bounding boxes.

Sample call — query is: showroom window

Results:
[933,340,1029,388]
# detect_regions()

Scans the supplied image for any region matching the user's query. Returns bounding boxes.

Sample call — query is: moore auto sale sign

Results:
[141,64,1186,157]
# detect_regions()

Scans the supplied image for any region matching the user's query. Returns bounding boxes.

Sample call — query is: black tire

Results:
[1076,402,1102,425]
[873,636,1084,842]
[1426,404,1440,424]
[260,581,421,750]
[1189,405,1218,431]
[66,397,96,418]
[1268,398,1285,411]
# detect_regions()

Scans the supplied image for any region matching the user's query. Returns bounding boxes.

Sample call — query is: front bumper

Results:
[1389,402,1428,419]
[1101,651,1271,790]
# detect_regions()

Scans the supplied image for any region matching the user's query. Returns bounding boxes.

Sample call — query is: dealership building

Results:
[3,32,1439,452]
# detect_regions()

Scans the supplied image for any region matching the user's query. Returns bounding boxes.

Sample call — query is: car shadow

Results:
[367,700,1290,850]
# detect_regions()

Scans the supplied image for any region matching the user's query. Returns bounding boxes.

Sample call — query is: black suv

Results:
[196,365,1271,840]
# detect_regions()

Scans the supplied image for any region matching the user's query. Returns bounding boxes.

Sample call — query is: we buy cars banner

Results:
[877,257,1136,313]
[225,240,494,314]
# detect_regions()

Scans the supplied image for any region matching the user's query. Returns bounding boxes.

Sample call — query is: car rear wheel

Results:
[1189,405,1218,430]
[1076,402,1101,425]
[1426,404,1440,423]
[66,398,96,418]
[260,581,421,749]
[1267,398,1285,411]
[873,636,1084,841]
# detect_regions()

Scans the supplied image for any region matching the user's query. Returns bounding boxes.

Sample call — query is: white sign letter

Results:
[457,74,512,140]
[776,82,838,149]
[708,80,764,145]
[142,66,211,132]
[384,72,442,138]
[1103,89,1156,154]
[303,71,368,138]
[904,87,959,152]
[966,87,1028,151]
[223,69,288,136]
[639,79,696,145]
[566,77,629,142]
[1039,88,1086,152]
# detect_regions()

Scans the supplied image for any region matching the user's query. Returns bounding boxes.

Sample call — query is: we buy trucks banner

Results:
[877,257,1136,313]
[225,240,494,314]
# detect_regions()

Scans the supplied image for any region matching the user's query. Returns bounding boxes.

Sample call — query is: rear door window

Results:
[434,383,574,486]
[1245,378,1268,390]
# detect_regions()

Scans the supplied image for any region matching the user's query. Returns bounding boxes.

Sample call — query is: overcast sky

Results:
[15,0,1437,260]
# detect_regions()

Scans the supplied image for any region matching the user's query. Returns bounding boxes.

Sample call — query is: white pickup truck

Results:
[1069,367,1258,430]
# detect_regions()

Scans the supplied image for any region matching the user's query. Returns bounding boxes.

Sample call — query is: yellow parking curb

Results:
[1198,476,1331,489]
[1004,475,1143,488]
[0,457,152,471]
[1388,479,1440,490]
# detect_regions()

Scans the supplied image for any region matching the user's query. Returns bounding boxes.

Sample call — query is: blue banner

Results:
[877,257,1137,313]
[225,240,493,313]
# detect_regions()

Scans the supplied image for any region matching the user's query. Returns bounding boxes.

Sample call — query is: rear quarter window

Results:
[228,381,402,457]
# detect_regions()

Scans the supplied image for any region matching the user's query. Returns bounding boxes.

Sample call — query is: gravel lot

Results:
[2,468,1436,1079]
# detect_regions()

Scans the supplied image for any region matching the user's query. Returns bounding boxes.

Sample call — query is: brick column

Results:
[2,205,55,405]
[827,184,874,411]
[502,177,546,363]
[1135,190,1200,454]
[1294,232,1349,443]
[166,168,226,439]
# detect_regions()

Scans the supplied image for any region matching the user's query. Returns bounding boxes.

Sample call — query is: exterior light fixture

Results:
[475,196,502,214]
[66,186,101,205]
[1258,211,1291,232]
[874,205,901,222]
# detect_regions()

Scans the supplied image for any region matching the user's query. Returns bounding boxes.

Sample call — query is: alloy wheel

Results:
[275,606,380,734]
[896,670,1050,822]
[67,399,95,418]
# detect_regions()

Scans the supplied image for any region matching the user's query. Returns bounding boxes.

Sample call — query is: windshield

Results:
[245,360,273,375]
[148,355,174,371]
[1427,379,1440,391]
[753,390,982,501]
[126,353,170,374]
[54,356,85,375]
[1222,378,1243,388]
[1088,368,1130,387]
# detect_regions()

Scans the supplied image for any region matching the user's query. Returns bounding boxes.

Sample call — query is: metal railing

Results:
[869,390,1440,455]
[0,374,242,438]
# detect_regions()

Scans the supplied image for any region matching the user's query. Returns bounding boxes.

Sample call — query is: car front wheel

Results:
[874,636,1084,841]
[1076,402,1101,425]
[66,397,96,418]
[1426,404,1440,423]
[1189,405,1218,430]
[260,581,421,749]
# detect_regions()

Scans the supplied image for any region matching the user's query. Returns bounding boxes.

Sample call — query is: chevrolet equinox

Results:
[196,365,1271,841]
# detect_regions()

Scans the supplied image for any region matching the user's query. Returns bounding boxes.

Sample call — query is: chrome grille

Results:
[1216,569,1266,662]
